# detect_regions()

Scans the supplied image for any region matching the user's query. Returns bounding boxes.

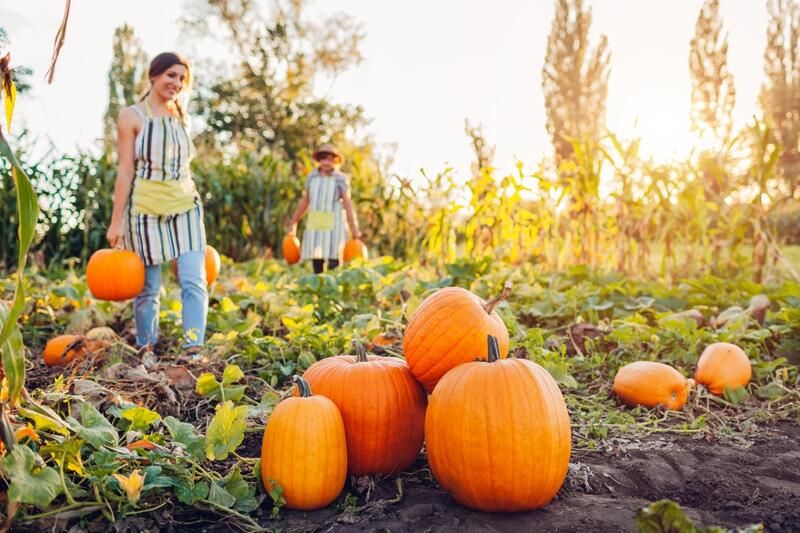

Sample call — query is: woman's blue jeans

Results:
[134,250,208,349]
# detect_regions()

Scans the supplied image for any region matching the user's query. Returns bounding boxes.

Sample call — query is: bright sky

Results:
[1,0,766,179]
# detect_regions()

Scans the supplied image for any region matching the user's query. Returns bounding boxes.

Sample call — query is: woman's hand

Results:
[107,221,125,249]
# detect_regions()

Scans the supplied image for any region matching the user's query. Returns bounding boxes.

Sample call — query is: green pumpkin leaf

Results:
[2,445,63,509]
[120,406,162,432]
[755,383,785,401]
[66,403,118,449]
[163,416,205,460]
[0,302,24,403]
[223,466,258,512]
[207,481,237,508]
[636,499,701,533]
[195,367,246,402]
[205,401,248,461]
[175,480,209,505]
[723,385,749,405]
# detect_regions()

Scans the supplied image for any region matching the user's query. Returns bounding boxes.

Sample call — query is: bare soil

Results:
[243,421,800,533]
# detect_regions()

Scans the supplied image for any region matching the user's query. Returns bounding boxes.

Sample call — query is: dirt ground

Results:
[242,421,800,533]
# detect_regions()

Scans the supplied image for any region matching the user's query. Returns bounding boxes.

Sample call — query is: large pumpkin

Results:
[172,245,221,286]
[425,336,571,512]
[612,361,690,410]
[87,249,145,301]
[341,239,367,263]
[43,335,88,366]
[694,342,751,395]
[404,281,511,393]
[302,341,427,475]
[282,235,301,265]
[261,376,347,510]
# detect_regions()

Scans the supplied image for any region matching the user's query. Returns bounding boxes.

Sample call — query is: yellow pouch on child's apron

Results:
[307,211,335,231]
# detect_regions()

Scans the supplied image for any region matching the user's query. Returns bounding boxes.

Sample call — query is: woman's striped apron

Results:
[124,102,206,266]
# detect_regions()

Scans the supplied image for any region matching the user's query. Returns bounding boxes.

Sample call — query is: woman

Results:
[106,52,207,356]
[287,144,362,274]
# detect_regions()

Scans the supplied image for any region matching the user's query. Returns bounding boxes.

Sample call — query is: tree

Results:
[183,0,368,161]
[761,0,800,197]
[103,24,148,150]
[542,0,610,161]
[689,0,736,149]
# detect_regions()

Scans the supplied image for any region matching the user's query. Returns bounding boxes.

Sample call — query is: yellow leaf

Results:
[170,301,182,312]
[221,297,238,313]
[254,281,268,292]
[300,304,314,314]
[3,81,15,132]
[114,469,145,505]
[225,330,238,341]
[209,332,225,342]
[281,317,298,330]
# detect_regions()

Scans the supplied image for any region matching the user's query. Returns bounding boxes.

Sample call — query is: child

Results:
[288,144,362,274]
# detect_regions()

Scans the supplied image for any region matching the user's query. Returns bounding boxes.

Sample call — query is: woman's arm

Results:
[341,192,362,239]
[288,191,310,235]
[106,108,138,248]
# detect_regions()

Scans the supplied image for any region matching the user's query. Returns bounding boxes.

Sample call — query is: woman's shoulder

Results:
[119,104,146,125]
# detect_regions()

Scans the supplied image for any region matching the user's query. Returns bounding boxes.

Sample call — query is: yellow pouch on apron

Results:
[307,211,335,231]
[132,179,197,216]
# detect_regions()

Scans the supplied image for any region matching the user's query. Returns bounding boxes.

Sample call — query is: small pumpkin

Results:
[283,235,301,265]
[261,376,347,510]
[172,245,221,286]
[341,239,367,263]
[44,335,88,366]
[404,281,511,393]
[87,249,145,301]
[425,336,571,512]
[694,342,751,395]
[612,361,690,410]
[302,341,427,476]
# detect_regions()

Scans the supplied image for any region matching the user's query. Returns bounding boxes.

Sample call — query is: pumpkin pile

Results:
[263,281,573,512]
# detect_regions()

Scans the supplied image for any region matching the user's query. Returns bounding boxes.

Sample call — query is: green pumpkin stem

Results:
[487,335,500,363]
[292,375,312,397]
[352,340,369,363]
[482,280,512,315]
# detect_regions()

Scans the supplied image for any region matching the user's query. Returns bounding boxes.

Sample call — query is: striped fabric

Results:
[301,170,348,260]
[123,104,206,266]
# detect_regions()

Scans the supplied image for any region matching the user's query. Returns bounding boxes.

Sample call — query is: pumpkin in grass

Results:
[261,375,347,510]
[341,239,367,263]
[403,281,512,393]
[44,335,88,366]
[87,249,145,301]
[694,342,751,395]
[172,245,221,286]
[612,361,691,410]
[425,336,571,512]
[301,341,427,476]
[282,235,301,264]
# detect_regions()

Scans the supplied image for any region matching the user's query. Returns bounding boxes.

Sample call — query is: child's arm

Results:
[288,191,310,235]
[341,192,362,239]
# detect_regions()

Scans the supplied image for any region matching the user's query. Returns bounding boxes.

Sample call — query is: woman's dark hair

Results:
[141,52,191,121]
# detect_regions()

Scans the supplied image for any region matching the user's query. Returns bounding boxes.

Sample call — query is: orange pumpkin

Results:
[86,249,145,301]
[341,239,367,263]
[612,361,690,410]
[403,281,511,393]
[302,341,427,476]
[283,235,301,265]
[172,245,221,286]
[695,342,751,395]
[44,335,88,366]
[261,376,347,510]
[425,336,571,512]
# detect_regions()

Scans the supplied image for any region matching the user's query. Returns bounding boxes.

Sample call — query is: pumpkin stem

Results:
[292,375,313,397]
[487,335,500,363]
[482,281,512,315]
[352,340,369,363]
